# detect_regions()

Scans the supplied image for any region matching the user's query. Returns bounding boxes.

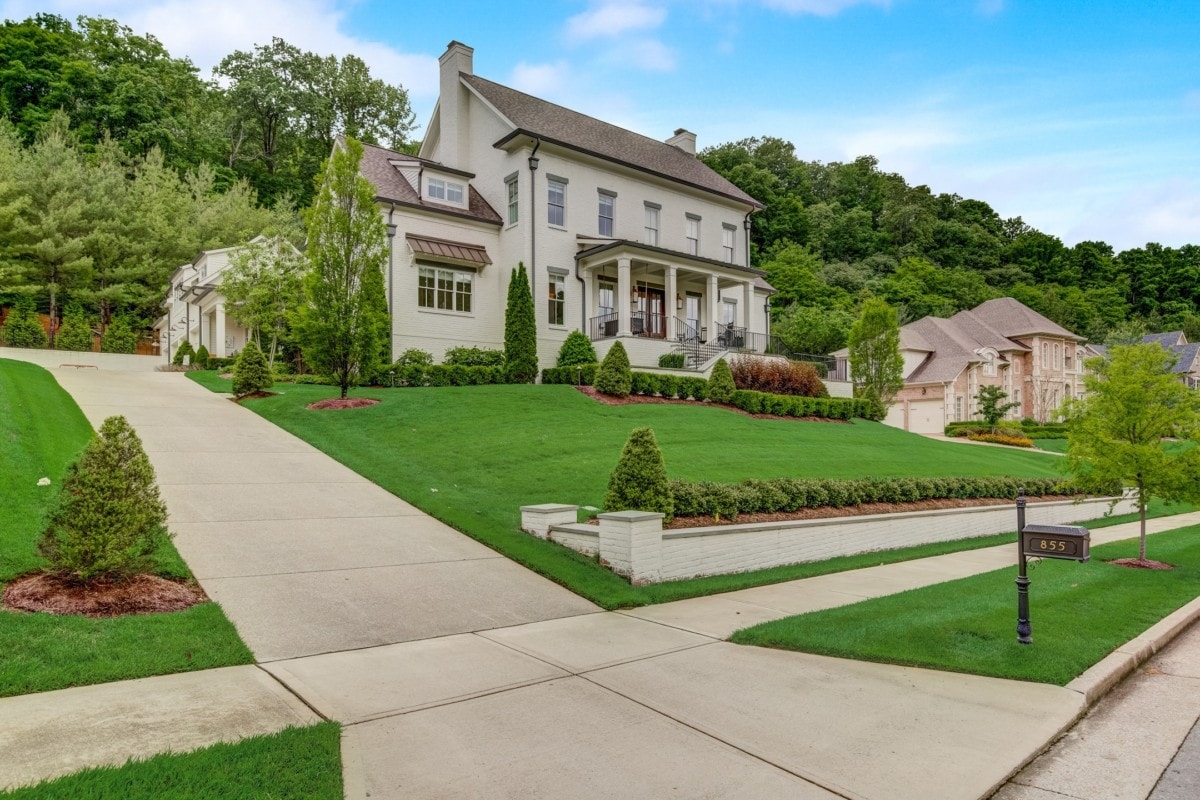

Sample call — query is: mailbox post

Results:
[1014,489,1090,645]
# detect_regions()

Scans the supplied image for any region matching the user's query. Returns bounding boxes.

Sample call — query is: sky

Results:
[4,0,1198,252]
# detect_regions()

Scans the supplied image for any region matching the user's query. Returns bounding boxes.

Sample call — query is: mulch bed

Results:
[574,385,847,423]
[2,572,208,617]
[1109,558,1174,570]
[306,397,380,410]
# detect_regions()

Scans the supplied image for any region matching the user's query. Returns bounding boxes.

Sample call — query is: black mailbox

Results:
[1022,523,1090,563]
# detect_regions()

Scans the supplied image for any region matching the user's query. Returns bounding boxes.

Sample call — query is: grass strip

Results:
[732,524,1200,685]
[0,359,253,698]
[0,723,342,800]
[187,373,1186,608]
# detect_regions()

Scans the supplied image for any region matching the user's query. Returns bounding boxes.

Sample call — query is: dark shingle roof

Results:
[357,140,502,225]
[460,74,762,209]
[1172,342,1200,374]
[1142,331,1186,348]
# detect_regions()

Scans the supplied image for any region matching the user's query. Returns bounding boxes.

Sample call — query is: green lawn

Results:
[0,723,342,799]
[188,373,1090,608]
[732,524,1200,685]
[1034,438,1069,453]
[0,359,253,698]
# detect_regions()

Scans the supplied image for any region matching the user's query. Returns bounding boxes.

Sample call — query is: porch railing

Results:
[588,311,669,340]
[588,312,618,340]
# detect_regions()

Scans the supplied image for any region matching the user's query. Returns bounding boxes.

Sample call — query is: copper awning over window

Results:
[405,234,492,267]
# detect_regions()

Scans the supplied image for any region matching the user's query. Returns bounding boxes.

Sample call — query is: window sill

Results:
[548,325,568,331]
[417,307,475,319]
[547,224,569,232]
[505,223,519,231]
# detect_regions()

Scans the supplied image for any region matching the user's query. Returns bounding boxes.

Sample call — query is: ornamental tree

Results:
[848,297,904,418]
[221,233,306,371]
[1066,343,1200,562]
[605,427,673,522]
[504,263,537,383]
[976,385,1020,431]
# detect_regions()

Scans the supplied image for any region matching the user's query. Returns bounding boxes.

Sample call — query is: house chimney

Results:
[438,41,474,166]
[666,128,696,156]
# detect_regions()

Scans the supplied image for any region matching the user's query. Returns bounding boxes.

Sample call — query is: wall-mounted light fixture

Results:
[676,293,683,310]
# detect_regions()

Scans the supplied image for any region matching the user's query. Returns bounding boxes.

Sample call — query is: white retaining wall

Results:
[522,494,1137,585]
[0,347,164,372]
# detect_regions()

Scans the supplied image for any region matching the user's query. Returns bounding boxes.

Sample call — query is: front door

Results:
[634,286,666,338]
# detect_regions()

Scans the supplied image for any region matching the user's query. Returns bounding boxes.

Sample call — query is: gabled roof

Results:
[948,309,1029,353]
[1142,331,1187,348]
[357,141,502,226]
[1171,342,1200,374]
[460,74,762,210]
[968,297,1085,342]
[903,316,976,384]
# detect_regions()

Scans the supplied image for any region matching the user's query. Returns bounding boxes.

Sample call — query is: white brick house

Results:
[155,240,258,362]
[362,41,773,370]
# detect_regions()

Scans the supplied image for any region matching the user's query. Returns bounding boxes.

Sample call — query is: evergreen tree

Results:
[172,338,195,365]
[848,298,904,419]
[504,263,537,383]
[707,358,736,404]
[556,330,597,366]
[595,341,632,397]
[193,343,210,369]
[38,415,170,581]
[232,339,273,397]
[605,427,674,522]
[293,137,388,398]
[100,314,138,353]
[2,297,48,348]
[55,304,95,351]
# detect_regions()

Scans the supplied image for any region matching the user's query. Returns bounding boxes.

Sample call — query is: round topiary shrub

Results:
[605,427,674,522]
[595,341,632,397]
[232,340,273,398]
[193,344,210,370]
[557,330,598,367]
[38,415,171,581]
[172,339,195,366]
[707,358,735,404]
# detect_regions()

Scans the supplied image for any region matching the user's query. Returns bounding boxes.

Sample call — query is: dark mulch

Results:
[574,385,849,423]
[306,397,380,410]
[2,572,209,617]
[233,391,277,402]
[1109,558,1175,570]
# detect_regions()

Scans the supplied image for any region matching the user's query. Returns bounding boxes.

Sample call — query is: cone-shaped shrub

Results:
[233,339,273,398]
[101,315,138,354]
[605,427,673,522]
[172,339,195,366]
[2,299,48,348]
[193,344,210,369]
[38,416,171,580]
[707,358,735,404]
[504,263,538,383]
[556,330,597,366]
[595,341,632,397]
[55,305,95,351]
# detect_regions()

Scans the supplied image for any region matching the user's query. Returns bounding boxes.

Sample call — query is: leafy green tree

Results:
[2,297,47,347]
[1066,343,1200,562]
[595,341,632,397]
[220,233,305,370]
[976,385,1020,431]
[707,358,736,404]
[775,304,852,355]
[55,303,94,351]
[172,338,195,366]
[848,297,904,418]
[556,330,597,366]
[232,339,273,398]
[503,263,537,383]
[38,415,170,581]
[99,314,138,353]
[605,427,673,522]
[293,137,388,399]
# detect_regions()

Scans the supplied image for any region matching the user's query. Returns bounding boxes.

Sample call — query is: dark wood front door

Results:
[634,287,666,338]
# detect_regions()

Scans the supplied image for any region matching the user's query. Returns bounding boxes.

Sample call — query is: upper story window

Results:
[547,175,567,227]
[983,353,996,376]
[686,214,700,256]
[722,224,735,263]
[598,191,615,237]
[418,266,472,313]
[427,177,464,205]
[644,203,660,246]
[1054,343,1061,369]
[506,177,518,225]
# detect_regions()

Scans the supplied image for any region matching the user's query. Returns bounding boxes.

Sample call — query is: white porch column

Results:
[743,280,754,332]
[666,266,677,338]
[213,302,226,357]
[617,257,632,336]
[707,274,720,343]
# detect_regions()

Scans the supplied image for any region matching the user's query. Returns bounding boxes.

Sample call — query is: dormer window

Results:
[427,177,465,205]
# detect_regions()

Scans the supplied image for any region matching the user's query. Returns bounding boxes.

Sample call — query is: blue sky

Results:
[5,0,1198,251]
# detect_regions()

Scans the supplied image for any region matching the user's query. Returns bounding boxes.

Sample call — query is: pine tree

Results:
[2,298,48,348]
[605,427,674,522]
[193,343,210,369]
[707,358,736,404]
[172,338,195,365]
[55,304,95,351]
[504,263,538,383]
[38,415,171,581]
[595,341,632,397]
[100,315,139,354]
[556,330,597,366]
[232,339,273,397]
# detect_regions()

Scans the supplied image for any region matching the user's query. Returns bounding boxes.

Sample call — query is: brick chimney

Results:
[438,41,474,166]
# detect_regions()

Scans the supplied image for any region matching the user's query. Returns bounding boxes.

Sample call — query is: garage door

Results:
[906,399,946,434]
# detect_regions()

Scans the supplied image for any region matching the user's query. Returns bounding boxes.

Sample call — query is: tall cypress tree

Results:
[504,262,537,383]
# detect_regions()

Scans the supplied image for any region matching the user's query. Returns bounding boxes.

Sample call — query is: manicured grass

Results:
[0,360,253,698]
[188,373,1107,608]
[732,524,1200,685]
[0,723,342,799]
[1035,438,1069,453]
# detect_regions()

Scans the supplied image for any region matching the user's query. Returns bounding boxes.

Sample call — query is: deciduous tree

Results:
[848,297,904,417]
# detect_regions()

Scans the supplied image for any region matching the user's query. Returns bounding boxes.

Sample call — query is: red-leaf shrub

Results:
[730,355,828,398]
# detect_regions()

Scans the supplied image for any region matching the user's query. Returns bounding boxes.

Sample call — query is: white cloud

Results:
[509,61,570,97]
[761,0,890,17]
[1068,180,1200,251]
[976,0,1004,15]
[620,38,677,71]
[564,0,667,41]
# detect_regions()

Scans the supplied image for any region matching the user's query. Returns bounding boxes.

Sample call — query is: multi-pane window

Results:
[983,354,996,376]
[418,266,472,313]
[722,225,735,263]
[686,215,700,255]
[548,273,565,325]
[1054,343,1061,369]
[722,299,736,326]
[547,179,566,226]
[427,178,464,204]
[506,178,518,224]
[598,192,614,237]
[598,278,615,316]
[644,204,660,246]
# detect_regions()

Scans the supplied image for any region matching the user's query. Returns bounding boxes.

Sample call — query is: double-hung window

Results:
[418,266,473,313]
[548,271,565,326]
[686,214,700,256]
[547,177,566,226]
[427,177,464,204]
[722,224,735,263]
[598,191,615,237]
[644,203,660,246]
[506,176,518,224]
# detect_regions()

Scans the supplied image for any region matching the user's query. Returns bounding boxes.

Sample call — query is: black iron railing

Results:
[674,316,704,343]
[588,312,618,340]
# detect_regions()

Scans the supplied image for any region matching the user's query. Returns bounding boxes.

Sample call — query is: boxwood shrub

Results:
[542,364,598,385]
[730,389,875,420]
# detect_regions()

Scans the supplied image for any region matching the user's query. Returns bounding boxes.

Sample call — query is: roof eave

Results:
[373,195,503,227]
[574,239,767,277]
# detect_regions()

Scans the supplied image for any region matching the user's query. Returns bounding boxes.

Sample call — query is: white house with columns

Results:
[360,40,773,371]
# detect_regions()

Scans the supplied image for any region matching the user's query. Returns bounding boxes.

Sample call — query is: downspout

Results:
[575,257,587,332]
[528,137,541,316]
[387,202,396,362]
[744,208,764,337]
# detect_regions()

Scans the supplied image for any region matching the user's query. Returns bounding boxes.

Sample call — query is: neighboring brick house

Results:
[1140,332,1200,388]
[359,41,773,371]
[843,297,1088,433]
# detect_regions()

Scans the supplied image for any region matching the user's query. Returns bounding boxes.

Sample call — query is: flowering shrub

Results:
[968,432,1035,448]
[731,355,828,397]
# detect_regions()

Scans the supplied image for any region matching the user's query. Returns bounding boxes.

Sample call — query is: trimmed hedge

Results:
[658,352,686,369]
[543,364,598,385]
[444,346,505,367]
[390,363,507,387]
[946,420,1069,439]
[669,476,1101,520]
[968,432,1035,447]
[730,389,876,421]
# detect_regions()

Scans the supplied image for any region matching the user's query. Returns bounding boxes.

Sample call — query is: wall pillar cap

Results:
[520,503,579,513]
[598,510,664,523]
